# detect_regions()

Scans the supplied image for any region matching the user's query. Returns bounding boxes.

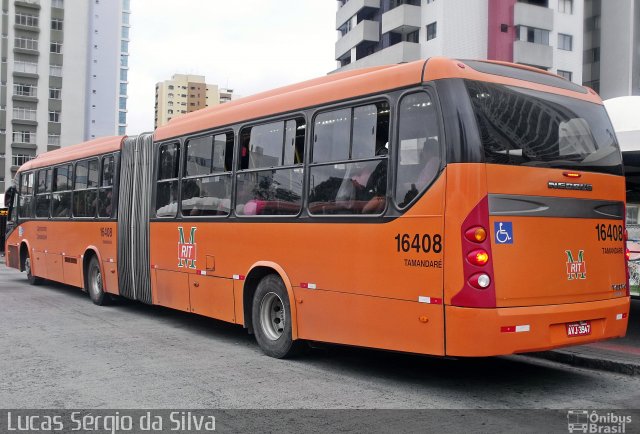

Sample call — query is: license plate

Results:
[566,321,591,337]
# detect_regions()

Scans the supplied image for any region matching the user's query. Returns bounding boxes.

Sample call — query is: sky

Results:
[127,0,338,135]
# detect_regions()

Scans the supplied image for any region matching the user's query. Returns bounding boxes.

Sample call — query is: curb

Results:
[523,350,640,376]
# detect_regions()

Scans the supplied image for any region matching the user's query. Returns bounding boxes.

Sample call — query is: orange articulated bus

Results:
[4,57,630,358]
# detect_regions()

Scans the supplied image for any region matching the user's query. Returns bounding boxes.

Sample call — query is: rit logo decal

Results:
[178,226,197,269]
[565,250,586,280]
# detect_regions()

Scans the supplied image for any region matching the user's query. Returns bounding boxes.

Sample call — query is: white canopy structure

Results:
[604,96,640,153]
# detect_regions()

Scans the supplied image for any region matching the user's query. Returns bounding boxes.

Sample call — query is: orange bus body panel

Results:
[445,297,629,357]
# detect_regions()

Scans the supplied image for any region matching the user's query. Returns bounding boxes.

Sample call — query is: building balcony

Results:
[381,4,421,35]
[15,0,40,9]
[334,41,420,72]
[335,19,380,60]
[336,0,380,29]
[513,40,553,70]
[513,2,554,31]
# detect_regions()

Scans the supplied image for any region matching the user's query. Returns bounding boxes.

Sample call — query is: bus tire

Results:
[24,255,43,286]
[86,256,109,306]
[252,274,303,359]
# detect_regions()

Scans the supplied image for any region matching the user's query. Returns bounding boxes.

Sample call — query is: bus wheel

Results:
[24,255,43,286]
[252,274,303,358]
[87,257,109,306]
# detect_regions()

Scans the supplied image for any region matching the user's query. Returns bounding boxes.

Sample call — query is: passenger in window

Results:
[400,138,440,207]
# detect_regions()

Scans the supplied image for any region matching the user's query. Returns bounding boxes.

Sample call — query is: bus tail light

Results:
[452,196,497,308]
[467,249,489,266]
[469,273,491,289]
[465,226,487,243]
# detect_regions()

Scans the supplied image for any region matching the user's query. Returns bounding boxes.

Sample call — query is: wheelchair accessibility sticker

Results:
[494,222,513,244]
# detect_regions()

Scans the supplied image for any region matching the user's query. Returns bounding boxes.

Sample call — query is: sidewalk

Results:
[525,298,640,376]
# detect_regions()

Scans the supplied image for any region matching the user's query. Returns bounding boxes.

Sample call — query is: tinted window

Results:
[308,161,387,215]
[182,175,232,216]
[158,143,180,180]
[310,101,390,215]
[74,159,99,218]
[465,80,623,175]
[98,155,116,218]
[53,164,72,192]
[213,133,234,172]
[185,135,213,177]
[283,119,305,166]
[35,169,51,218]
[395,93,442,208]
[313,108,351,163]
[236,169,303,216]
[18,172,34,218]
[246,121,284,169]
[156,143,180,217]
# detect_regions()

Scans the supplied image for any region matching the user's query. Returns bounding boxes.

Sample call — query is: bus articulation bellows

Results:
[4,57,630,358]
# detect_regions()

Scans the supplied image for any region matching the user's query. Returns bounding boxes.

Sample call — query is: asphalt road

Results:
[1,263,639,431]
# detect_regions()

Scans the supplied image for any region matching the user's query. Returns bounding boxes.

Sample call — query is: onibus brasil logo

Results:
[566,249,587,280]
[178,226,197,269]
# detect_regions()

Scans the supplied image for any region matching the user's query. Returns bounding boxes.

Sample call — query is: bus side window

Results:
[308,101,390,215]
[155,143,180,218]
[52,164,72,218]
[35,169,52,218]
[181,133,233,217]
[395,92,441,209]
[98,155,115,218]
[18,172,34,219]
[74,159,99,218]
[236,118,305,216]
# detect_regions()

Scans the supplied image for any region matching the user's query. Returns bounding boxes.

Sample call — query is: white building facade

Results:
[334,0,583,85]
[0,0,129,193]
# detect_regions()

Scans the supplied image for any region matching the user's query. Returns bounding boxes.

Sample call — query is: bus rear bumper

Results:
[445,297,630,357]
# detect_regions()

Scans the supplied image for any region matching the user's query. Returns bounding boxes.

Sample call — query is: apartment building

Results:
[583,0,640,99]
[155,74,234,128]
[0,0,130,193]
[334,0,583,84]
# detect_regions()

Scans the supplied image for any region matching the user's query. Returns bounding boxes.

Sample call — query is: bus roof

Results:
[155,57,600,142]
[18,136,124,173]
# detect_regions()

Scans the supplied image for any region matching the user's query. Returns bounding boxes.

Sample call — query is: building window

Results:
[121,27,129,39]
[120,83,127,95]
[51,18,63,31]
[121,40,129,53]
[558,0,572,14]
[50,41,63,54]
[13,131,35,144]
[426,22,437,41]
[120,69,128,81]
[558,33,572,51]
[15,37,38,51]
[49,88,61,99]
[14,61,38,74]
[122,12,130,25]
[557,70,572,81]
[15,13,39,27]
[120,54,128,67]
[407,29,419,43]
[50,65,63,77]
[13,154,35,166]
[48,135,60,146]
[49,111,61,123]
[118,126,126,135]
[14,83,37,97]
[13,107,36,121]
[119,97,127,110]
[52,0,64,8]
[119,111,126,124]
[516,26,550,45]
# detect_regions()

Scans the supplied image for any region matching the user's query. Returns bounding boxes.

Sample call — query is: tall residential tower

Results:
[0,0,130,193]
[334,0,583,84]
[155,74,234,128]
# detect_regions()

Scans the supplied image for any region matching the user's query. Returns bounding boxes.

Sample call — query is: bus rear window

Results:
[465,80,623,175]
